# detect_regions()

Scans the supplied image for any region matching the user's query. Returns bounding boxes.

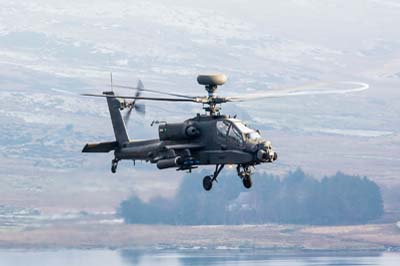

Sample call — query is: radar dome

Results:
[197,74,227,86]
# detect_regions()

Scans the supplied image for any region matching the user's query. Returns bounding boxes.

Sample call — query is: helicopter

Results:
[82,74,368,191]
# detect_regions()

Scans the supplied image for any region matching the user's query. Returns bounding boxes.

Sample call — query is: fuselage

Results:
[114,114,277,169]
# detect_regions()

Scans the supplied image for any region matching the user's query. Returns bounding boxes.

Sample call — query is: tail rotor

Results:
[123,80,146,125]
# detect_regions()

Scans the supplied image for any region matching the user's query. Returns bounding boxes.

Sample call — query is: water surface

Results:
[0,249,399,266]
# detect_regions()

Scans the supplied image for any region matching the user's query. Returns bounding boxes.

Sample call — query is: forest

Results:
[118,169,383,225]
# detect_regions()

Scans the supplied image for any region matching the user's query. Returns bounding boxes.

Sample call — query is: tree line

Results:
[118,169,383,225]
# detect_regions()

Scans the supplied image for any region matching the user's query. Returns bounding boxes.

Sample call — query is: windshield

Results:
[228,124,243,145]
[216,120,230,137]
[233,121,252,134]
[246,131,262,140]
[232,120,261,141]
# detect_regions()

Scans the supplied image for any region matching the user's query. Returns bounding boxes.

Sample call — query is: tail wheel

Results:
[111,159,118,173]
[243,175,252,189]
[203,176,213,191]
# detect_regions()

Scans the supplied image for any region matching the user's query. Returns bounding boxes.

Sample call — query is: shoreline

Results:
[0,246,396,253]
[0,223,399,251]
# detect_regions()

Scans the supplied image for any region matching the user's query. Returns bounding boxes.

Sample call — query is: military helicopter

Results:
[82,74,368,191]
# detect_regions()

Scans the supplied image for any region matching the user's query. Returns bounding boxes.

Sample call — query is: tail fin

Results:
[104,91,129,144]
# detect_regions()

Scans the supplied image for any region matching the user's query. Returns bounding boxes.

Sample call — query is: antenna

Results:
[110,72,114,92]
[108,54,114,92]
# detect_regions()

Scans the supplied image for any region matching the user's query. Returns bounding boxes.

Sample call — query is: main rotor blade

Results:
[227,82,369,102]
[113,84,198,99]
[81,93,201,102]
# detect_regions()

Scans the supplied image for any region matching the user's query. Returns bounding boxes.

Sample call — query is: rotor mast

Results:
[204,84,220,115]
[197,74,227,116]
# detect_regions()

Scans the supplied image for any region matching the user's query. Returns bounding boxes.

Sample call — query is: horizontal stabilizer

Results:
[82,141,118,153]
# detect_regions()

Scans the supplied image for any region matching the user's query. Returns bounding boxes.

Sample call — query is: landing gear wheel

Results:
[201,164,224,191]
[111,164,117,173]
[243,175,252,189]
[237,164,253,189]
[203,176,213,191]
[111,159,118,174]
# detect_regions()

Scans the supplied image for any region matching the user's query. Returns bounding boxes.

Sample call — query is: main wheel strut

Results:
[211,164,225,182]
[202,164,224,191]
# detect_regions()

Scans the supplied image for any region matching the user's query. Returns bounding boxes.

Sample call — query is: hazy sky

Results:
[1,0,399,207]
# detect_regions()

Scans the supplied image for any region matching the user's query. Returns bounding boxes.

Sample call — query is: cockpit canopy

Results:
[216,118,262,144]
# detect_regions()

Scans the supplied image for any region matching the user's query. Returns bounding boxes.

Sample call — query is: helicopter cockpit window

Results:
[232,121,261,141]
[216,120,230,138]
[227,125,243,145]
[246,131,262,141]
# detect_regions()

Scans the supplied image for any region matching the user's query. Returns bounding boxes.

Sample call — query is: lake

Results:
[0,249,399,266]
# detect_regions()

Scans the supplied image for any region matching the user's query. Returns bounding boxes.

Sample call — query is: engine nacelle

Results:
[185,125,200,137]
[159,122,200,141]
